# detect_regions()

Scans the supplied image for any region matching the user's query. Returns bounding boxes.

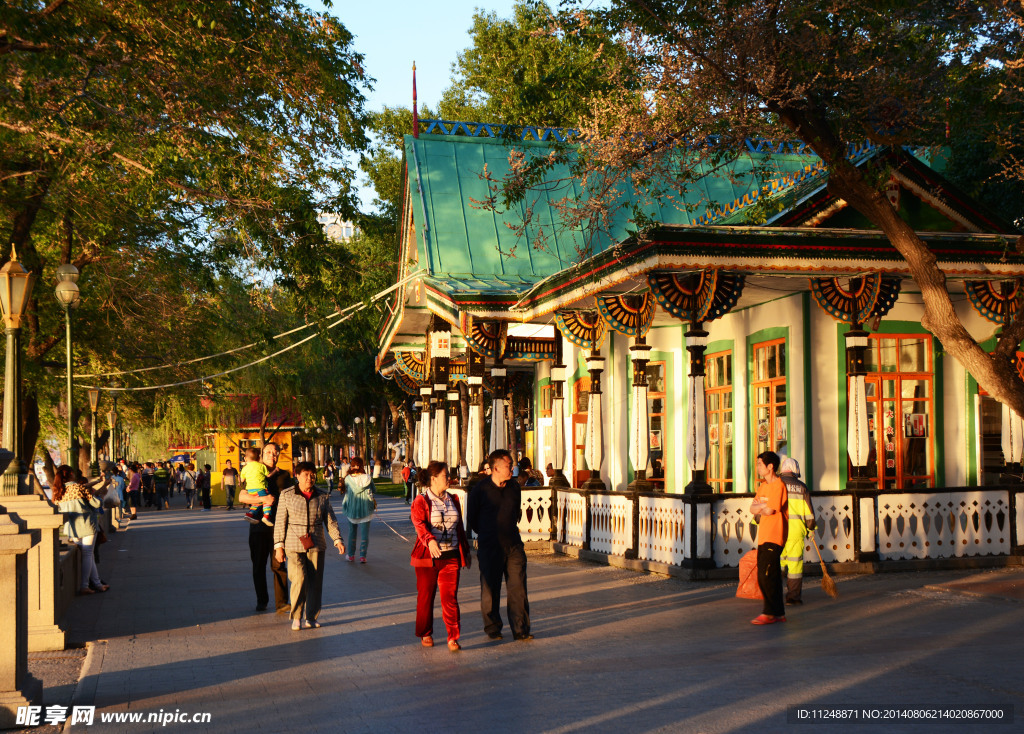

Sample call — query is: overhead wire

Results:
[77,269,424,393]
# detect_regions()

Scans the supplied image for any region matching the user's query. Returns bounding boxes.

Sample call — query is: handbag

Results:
[97,528,108,545]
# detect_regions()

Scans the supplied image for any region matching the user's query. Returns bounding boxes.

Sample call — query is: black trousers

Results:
[757,542,785,617]
[405,481,414,502]
[249,526,288,611]
[478,544,530,637]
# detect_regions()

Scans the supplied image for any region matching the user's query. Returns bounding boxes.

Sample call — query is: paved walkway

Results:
[50,494,1024,733]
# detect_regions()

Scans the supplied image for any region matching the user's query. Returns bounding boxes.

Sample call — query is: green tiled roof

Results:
[404,133,836,282]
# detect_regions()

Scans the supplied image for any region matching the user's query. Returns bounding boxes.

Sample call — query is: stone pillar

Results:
[0,494,66,652]
[412,400,422,467]
[845,327,874,491]
[549,339,570,490]
[684,323,712,494]
[626,335,653,559]
[0,509,42,728]
[582,353,606,491]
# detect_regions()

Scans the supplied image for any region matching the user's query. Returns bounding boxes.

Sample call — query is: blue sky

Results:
[312,1,521,113]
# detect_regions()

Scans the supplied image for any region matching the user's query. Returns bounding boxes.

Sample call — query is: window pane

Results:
[767,347,777,379]
[646,364,665,394]
[756,348,766,381]
[649,397,664,415]
[900,339,927,372]
[882,380,895,399]
[725,354,733,385]
[778,342,786,377]
[775,383,786,405]
[864,342,879,372]
[901,379,929,399]
[879,338,899,372]
[757,386,770,405]
[864,381,877,397]
[707,393,719,411]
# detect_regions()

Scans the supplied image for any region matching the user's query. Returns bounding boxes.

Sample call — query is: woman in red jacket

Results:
[411,460,471,651]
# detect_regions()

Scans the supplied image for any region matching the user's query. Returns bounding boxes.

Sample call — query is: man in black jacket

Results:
[467,449,532,641]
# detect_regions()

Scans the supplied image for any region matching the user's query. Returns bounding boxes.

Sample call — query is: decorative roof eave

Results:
[492,227,1024,322]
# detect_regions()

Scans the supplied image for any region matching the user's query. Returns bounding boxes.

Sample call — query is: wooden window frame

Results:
[751,338,788,476]
[705,350,733,492]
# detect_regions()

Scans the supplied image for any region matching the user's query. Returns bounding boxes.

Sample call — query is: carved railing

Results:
[638,495,688,564]
[520,488,555,541]
[589,492,632,556]
[872,490,1011,561]
[556,490,587,547]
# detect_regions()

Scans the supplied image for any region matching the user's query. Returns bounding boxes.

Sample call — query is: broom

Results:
[811,539,839,598]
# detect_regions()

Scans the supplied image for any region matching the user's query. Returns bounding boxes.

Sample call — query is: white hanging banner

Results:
[466,402,483,472]
[685,376,708,469]
[1001,403,1024,464]
[584,391,603,474]
[432,389,447,463]
[489,396,507,451]
[629,384,650,473]
[551,395,566,472]
[447,391,460,468]
[847,375,870,467]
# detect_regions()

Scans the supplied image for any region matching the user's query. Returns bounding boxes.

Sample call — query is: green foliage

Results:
[444,0,627,128]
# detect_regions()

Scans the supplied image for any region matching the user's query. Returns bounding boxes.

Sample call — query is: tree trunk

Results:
[785,108,1024,419]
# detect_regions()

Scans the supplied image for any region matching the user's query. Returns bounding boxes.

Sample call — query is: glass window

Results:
[852,334,935,489]
[646,362,666,485]
[540,384,553,417]
[751,339,788,476]
[705,350,733,492]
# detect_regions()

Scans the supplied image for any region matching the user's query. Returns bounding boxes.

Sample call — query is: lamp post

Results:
[0,245,37,495]
[54,264,80,466]
[88,388,100,477]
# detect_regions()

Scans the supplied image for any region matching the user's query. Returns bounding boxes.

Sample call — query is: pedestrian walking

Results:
[401,461,413,504]
[53,465,110,595]
[411,461,471,651]
[126,463,141,519]
[779,457,815,605]
[340,457,375,563]
[198,464,212,510]
[467,449,532,642]
[182,463,197,509]
[222,459,238,510]
[750,450,788,624]
[324,460,336,497]
[154,461,169,509]
[142,462,156,507]
[273,461,345,630]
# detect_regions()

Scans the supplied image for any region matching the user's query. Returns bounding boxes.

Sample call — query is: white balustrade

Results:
[519,488,554,541]
[875,490,1011,561]
[711,496,759,567]
[638,495,687,564]
[589,493,632,556]
[811,494,856,563]
[556,490,586,547]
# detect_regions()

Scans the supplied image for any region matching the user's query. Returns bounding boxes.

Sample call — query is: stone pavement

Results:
[38,494,1024,733]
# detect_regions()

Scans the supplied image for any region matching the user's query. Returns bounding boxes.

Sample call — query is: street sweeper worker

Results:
[779,457,816,606]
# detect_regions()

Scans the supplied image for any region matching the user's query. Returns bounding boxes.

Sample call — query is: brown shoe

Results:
[421,636,433,647]
[447,639,461,652]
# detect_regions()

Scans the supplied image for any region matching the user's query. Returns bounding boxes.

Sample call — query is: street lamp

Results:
[0,245,37,495]
[106,407,117,463]
[88,388,101,477]
[55,264,80,465]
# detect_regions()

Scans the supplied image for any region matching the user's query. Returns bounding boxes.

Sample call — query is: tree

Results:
[485,0,1024,415]
[1,0,370,463]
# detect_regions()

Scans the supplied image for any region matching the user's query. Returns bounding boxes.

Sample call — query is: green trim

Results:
[802,292,814,483]
[747,326,790,488]
[964,335,999,486]
[836,320,944,488]
[703,338,736,491]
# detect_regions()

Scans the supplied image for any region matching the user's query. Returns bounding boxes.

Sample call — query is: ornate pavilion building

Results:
[377,120,1024,571]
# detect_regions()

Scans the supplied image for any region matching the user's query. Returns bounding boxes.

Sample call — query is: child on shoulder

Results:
[241,447,274,526]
